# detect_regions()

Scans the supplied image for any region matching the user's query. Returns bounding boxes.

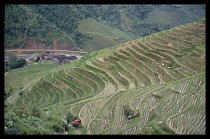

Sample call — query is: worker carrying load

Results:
[72,118,81,127]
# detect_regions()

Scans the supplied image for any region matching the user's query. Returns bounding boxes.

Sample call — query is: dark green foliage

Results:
[36,56,40,62]
[5,127,22,135]
[4,112,21,134]
[18,92,23,96]
[4,4,76,49]
[5,54,27,72]
[17,58,27,67]
[74,31,93,49]
[5,65,10,72]
[5,4,205,52]
[123,105,132,116]
[12,106,30,117]
[31,105,41,118]
[45,51,50,54]
[4,83,14,100]
[8,54,18,64]
[123,105,139,119]
[133,23,170,36]
[52,124,63,133]
[4,107,65,135]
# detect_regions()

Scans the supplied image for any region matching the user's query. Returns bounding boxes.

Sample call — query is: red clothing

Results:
[74,119,81,123]
[74,120,79,124]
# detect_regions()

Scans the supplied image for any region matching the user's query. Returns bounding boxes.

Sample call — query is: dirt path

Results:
[4,69,15,76]
[5,49,87,55]
[4,72,9,76]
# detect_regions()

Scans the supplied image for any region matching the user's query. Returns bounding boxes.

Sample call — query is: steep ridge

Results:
[6,19,205,134]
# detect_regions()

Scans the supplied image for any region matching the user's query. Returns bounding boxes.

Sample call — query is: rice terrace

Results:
[4,4,205,135]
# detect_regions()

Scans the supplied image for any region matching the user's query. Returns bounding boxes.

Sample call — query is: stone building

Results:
[57,55,77,65]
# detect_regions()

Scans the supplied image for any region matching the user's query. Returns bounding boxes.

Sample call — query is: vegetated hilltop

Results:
[5,4,205,52]
[5,19,206,134]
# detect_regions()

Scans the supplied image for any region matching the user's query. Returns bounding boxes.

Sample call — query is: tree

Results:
[36,56,40,62]
[45,51,50,54]
[8,54,18,64]
[5,127,21,135]
[4,112,19,129]
[12,106,30,117]
[17,58,27,67]
[31,105,41,118]
[4,84,14,100]
[5,60,11,72]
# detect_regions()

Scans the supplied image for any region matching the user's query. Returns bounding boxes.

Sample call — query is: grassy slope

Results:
[143,5,205,26]
[5,60,58,102]
[77,18,135,52]
[76,5,205,52]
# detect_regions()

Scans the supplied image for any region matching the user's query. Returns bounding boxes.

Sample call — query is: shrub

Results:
[46,51,50,54]
[123,105,139,119]
[12,106,30,117]
[36,57,40,62]
[52,124,63,133]
[5,127,21,135]
[31,105,41,118]
[17,58,27,67]
[138,127,155,135]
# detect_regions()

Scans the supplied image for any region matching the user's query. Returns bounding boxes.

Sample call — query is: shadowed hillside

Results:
[5,19,206,135]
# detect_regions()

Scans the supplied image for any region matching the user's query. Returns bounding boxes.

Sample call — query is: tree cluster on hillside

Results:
[4,104,68,135]
[5,54,27,73]
[3,4,164,50]
[4,4,205,52]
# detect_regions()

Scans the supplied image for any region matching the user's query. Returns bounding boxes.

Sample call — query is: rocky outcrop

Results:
[23,39,51,49]
[23,38,80,51]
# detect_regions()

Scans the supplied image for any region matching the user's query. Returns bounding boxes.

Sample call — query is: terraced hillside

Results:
[6,19,206,134]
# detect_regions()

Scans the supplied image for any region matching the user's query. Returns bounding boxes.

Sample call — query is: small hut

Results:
[41,53,49,60]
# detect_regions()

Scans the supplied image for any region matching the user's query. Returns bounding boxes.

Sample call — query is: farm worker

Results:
[67,118,71,125]
[72,118,81,127]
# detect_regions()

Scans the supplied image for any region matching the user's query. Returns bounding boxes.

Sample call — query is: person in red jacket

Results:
[72,118,81,127]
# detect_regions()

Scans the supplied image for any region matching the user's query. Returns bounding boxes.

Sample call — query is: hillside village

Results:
[5,51,84,69]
